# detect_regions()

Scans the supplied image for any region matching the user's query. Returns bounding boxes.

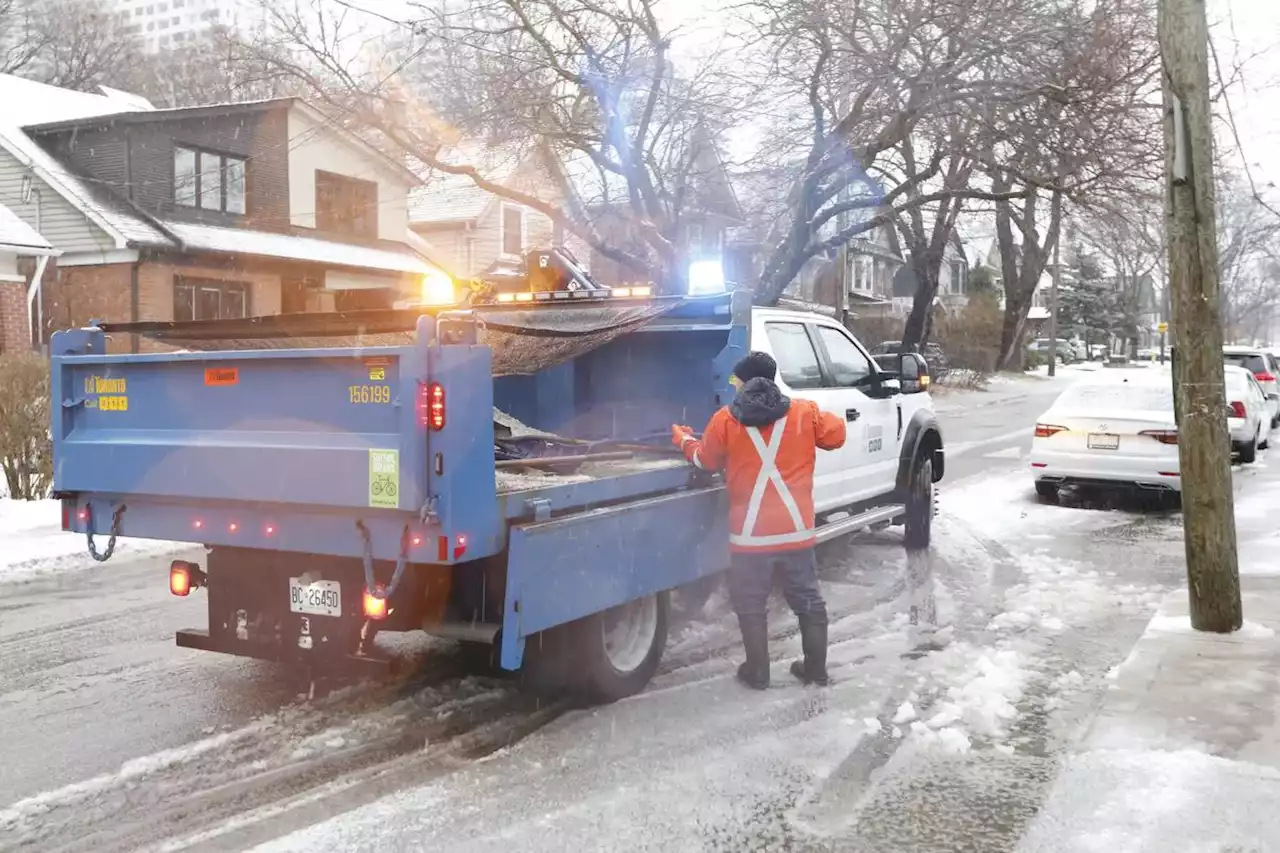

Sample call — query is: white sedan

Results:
[1030,369,1180,501]
[1224,363,1269,463]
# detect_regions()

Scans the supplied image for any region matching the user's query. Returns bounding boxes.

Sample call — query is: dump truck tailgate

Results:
[54,347,428,511]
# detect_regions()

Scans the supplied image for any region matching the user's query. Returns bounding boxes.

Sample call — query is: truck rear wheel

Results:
[904,454,934,550]
[573,591,669,702]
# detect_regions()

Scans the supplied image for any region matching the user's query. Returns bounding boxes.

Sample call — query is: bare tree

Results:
[1077,205,1163,355]
[0,0,145,92]
[740,0,1076,307]
[245,0,739,284]
[979,0,1160,368]
[1216,170,1280,342]
[123,26,303,108]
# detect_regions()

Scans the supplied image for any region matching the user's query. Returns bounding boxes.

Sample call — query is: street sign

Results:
[1157,322,1168,333]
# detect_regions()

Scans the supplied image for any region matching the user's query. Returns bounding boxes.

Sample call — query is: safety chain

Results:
[355,520,412,600]
[86,503,128,563]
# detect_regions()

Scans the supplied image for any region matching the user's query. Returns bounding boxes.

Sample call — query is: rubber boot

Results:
[790,613,830,686]
[735,615,770,690]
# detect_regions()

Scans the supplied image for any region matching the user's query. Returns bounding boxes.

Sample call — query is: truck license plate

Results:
[289,578,342,617]
[1087,433,1120,450]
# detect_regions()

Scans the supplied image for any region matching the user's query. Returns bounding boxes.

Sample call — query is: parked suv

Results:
[1223,345,1280,429]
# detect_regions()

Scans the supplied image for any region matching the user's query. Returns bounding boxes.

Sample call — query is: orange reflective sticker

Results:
[205,367,239,386]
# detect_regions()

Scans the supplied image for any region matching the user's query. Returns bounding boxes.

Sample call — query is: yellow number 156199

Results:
[349,385,391,404]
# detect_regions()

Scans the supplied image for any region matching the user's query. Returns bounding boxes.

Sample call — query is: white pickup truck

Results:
[747,307,944,549]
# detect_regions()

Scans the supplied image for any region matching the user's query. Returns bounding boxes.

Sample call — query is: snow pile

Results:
[987,554,1165,635]
[0,498,193,583]
[896,642,1031,755]
[939,472,1124,541]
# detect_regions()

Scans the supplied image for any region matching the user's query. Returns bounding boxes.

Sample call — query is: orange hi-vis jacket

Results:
[680,398,846,552]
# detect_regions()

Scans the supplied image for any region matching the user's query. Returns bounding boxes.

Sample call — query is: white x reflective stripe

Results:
[692,449,705,469]
[730,528,815,547]
[740,423,806,538]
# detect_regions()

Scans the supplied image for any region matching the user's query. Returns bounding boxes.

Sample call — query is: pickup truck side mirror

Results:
[898,352,930,394]
[861,370,902,399]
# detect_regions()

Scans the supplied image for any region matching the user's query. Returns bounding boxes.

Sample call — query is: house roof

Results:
[157,221,440,275]
[25,97,422,187]
[0,75,168,250]
[409,142,531,225]
[0,73,152,126]
[0,201,54,253]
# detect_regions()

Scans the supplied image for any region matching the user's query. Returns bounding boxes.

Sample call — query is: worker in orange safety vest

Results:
[672,351,846,689]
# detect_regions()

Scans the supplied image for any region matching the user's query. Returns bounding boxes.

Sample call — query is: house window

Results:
[950,260,965,294]
[688,223,703,252]
[850,255,872,292]
[174,145,246,214]
[315,170,378,238]
[501,204,525,257]
[174,278,250,322]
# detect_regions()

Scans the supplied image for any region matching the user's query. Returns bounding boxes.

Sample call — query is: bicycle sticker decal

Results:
[368,449,400,508]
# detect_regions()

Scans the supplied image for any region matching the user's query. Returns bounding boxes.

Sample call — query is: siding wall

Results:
[287,109,410,243]
[0,146,115,254]
[412,158,579,279]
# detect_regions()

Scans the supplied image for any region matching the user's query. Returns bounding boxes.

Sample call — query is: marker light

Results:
[170,561,206,596]
[497,292,516,303]
[688,259,726,295]
[514,292,534,302]
[363,586,389,620]
[420,269,457,306]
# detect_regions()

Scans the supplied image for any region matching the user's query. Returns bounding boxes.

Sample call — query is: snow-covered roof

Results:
[409,143,531,224]
[0,73,153,126]
[158,221,437,274]
[0,202,53,253]
[0,126,170,249]
[0,74,166,249]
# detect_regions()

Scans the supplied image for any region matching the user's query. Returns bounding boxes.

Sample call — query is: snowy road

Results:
[3,371,1234,853]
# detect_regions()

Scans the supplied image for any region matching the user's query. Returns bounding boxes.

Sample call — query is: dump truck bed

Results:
[52,292,747,565]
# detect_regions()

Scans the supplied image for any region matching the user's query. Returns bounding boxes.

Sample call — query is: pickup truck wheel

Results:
[903,454,934,550]
[574,591,669,703]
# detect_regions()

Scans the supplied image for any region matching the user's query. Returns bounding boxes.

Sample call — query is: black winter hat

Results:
[733,351,778,383]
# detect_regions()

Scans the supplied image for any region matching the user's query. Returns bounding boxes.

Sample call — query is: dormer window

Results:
[174,145,246,214]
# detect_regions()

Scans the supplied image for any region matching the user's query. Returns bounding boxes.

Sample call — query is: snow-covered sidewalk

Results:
[0,498,189,583]
[1018,574,1280,852]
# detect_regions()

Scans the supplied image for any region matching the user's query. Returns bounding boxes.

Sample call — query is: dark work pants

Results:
[728,548,828,620]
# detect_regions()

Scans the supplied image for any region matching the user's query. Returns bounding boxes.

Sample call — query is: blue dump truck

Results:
[50,286,943,701]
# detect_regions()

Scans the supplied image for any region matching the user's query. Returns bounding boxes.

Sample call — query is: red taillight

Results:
[363,586,389,620]
[1230,401,1247,418]
[1257,372,1276,383]
[419,382,445,430]
[1138,429,1178,445]
[1035,424,1067,438]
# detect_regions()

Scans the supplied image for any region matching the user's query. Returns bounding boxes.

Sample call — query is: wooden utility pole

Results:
[1160,0,1242,631]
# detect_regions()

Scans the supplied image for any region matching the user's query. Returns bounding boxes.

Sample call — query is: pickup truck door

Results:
[759,319,854,513]
[810,323,902,503]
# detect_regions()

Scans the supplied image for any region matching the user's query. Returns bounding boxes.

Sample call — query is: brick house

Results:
[0,74,444,353]
[0,201,58,353]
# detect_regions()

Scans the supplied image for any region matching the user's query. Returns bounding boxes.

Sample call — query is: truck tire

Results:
[903,454,934,550]
[573,591,669,703]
